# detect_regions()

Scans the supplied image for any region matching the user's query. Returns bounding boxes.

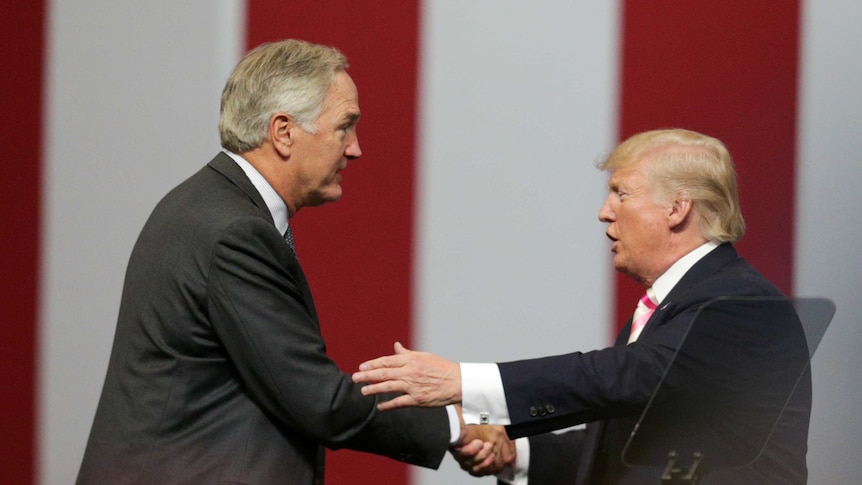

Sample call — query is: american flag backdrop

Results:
[3,1,861,484]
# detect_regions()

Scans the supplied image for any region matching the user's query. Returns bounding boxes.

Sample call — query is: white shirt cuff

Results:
[460,362,511,425]
[445,404,461,445]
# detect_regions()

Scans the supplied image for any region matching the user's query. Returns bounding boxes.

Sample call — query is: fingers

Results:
[355,372,401,392]
[355,342,414,374]
[355,343,411,372]
[449,425,516,476]
[471,450,497,476]
[354,343,411,376]
[352,369,412,402]
[454,441,499,476]
[358,383,395,398]
[374,394,416,411]
[353,358,407,386]
[498,435,517,469]
[453,438,485,456]
[356,356,398,373]
[451,440,494,476]
[353,342,462,408]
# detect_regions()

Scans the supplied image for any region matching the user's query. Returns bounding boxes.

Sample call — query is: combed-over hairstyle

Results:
[597,128,746,243]
[219,39,348,153]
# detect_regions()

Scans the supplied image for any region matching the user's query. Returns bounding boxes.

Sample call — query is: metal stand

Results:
[661,451,704,484]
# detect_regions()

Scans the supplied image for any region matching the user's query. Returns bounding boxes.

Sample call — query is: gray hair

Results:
[219,39,348,153]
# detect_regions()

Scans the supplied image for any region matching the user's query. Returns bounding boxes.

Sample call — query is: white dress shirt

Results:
[224,150,290,235]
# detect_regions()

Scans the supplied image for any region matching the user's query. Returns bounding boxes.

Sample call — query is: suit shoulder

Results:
[674,246,785,302]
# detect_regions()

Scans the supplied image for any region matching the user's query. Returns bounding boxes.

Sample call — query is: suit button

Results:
[546,404,555,414]
[529,406,538,417]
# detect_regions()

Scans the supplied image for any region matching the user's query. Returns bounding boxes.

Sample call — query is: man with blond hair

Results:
[355,129,811,484]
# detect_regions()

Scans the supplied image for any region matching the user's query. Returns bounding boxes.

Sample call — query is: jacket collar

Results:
[207,152,271,223]
[661,242,738,307]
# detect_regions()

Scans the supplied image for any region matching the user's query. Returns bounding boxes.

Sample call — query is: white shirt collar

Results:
[651,241,719,304]
[223,150,289,236]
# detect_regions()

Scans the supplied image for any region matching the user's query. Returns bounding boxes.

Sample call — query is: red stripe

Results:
[246,2,420,484]
[615,1,800,333]
[2,3,45,484]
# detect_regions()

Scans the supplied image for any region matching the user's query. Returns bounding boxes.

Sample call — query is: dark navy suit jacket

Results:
[498,244,811,484]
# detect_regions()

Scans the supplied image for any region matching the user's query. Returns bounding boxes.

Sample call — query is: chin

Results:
[309,187,343,206]
[613,260,632,276]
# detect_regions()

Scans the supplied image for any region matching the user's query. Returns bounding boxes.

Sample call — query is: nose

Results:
[598,194,614,223]
[346,133,361,160]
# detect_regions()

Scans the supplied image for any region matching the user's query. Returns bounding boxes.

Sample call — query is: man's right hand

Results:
[450,424,516,477]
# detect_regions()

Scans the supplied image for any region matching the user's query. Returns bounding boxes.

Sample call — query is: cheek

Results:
[616,219,653,257]
[323,143,344,167]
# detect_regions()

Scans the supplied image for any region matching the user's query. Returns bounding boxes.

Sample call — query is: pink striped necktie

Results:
[628,290,657,344]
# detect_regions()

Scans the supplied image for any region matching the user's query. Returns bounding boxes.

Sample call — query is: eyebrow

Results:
[344,112,361,126]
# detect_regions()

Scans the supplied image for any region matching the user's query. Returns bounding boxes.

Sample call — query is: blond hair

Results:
[597,129,745,242]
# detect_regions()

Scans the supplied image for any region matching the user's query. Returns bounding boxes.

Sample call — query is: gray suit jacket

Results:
[77,153,449,484]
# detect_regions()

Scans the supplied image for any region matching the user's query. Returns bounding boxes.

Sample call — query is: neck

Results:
[240,147,298,216]
[639,233,709,288]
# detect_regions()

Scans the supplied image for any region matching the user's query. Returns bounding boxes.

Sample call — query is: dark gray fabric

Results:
[77,153,449,485]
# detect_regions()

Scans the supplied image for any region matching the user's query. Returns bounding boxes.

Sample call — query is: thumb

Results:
[394,341,411,354]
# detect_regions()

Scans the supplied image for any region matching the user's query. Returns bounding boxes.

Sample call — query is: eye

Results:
[339,113,361,133]
[337,122,357,139]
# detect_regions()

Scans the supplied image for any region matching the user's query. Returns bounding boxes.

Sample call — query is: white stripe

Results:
[413,2,620,484]
[797,0,862,481]
[40,1,245,482]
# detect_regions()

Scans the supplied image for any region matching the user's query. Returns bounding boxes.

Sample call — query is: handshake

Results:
[450,416,517,477]
[352,342,517,477]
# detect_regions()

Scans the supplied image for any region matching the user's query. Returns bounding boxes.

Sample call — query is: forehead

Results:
[608,158,647,187]
[321,71,360,116]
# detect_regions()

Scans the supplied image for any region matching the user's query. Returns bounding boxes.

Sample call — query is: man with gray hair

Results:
[77,39,458,484]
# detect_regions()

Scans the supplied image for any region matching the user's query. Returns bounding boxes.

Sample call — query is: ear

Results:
[667,197,694,230]
[269,112,294,158]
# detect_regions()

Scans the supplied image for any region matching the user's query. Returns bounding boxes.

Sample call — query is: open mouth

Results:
[606,233,619,252]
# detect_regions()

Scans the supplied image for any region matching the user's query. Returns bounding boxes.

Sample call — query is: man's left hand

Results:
[352,342,461,411]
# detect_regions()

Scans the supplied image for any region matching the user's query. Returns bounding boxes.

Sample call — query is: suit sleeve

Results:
[207,216,449,468]
[498,304,701,438]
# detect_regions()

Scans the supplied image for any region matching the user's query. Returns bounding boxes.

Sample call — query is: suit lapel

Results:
[663,243,737,305]
[639,243,738,339]
[206,152,320,322]
[581,244,740,483]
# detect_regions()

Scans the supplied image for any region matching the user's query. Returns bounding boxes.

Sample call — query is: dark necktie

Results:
[284,226,297,257]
